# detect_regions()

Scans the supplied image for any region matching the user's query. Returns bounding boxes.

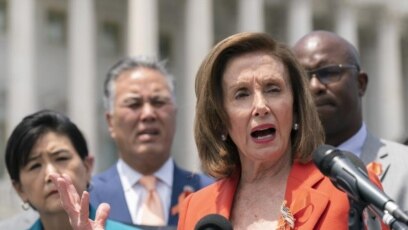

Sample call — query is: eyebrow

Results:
[227,74,284,87]
[26,154,41,163]
[27,149,69,162]
[226,82,247,93]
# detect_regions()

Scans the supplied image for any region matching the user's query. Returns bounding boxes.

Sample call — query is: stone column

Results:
[182,0,213,171]
[287,0,313,45]
[127,0,158,56]
[334,1,358,48]
[6,0,37,134]
[68,0,98,169]
[375,10,404,140]
[238,0,264,32]
[3,0,38,216]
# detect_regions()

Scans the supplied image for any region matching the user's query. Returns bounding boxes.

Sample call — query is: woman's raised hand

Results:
[50,173,110,230]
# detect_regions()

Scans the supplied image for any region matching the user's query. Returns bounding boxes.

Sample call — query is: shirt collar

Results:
[337,123,367,157]
[117,157,174,191]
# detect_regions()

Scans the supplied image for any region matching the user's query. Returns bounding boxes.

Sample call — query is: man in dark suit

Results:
[89,56,213,227]
[293,31,408,211]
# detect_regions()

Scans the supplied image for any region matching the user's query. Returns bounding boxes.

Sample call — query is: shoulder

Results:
[288,162,349,229]
[28,219,43,230]
[91,165,119,185]
[89,164,121,202]
[183,178,228,202]
[380,139,408,155]
[178,177,236,229]
[364,132,408,158]
[289,162,347,198]
[173,164,214,189]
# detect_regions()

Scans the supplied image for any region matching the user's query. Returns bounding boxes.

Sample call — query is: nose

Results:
[44,163,59,183]
[252,93,270,117]
[309,74,326,95]
[140,102,157,122]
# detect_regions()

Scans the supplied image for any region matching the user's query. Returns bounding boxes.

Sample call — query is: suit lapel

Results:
[168,164,201,225]
[361,132,382,164]
[361,133,391,182]
[96,166,133,224]
[285,162,330,228]
[192,172,239,220]
[215,164,331,228]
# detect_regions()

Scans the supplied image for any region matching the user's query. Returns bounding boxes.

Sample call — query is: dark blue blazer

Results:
[89,162,213,227]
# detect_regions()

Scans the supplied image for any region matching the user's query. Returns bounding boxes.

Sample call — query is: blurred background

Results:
[0,0,407,219]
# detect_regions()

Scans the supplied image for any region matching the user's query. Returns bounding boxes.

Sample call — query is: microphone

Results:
[194,214,233,230]
[313,145,408,225]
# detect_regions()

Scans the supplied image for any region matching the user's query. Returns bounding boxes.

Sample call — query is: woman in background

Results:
[5,110,136,230]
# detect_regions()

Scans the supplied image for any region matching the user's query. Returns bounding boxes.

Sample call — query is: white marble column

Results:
[6,0,37,134]
[375,10,404,140]
[68,0,98,169]
[182,0,213,172]
[334,1,358,48]
[287,0,313,45]
[127,0,158,56]
[238,0,264,32]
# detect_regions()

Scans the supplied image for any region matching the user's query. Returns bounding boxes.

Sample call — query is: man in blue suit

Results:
[90,56,213,227]
[293,31,408,211]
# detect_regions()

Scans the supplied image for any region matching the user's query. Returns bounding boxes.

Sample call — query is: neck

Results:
[40,211,72,230]
[326,122,363,147]
[240,150,292,184]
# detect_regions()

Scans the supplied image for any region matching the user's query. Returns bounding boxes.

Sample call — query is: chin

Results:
[256,146,287,159]
[137,146,163,155]
[42,202,64,214]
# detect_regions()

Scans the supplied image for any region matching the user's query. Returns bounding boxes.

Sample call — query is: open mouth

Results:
[251,127,276,140]
[138,128,160,136]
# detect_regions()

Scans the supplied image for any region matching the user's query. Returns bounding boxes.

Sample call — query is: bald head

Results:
[292,30,368,147]
[293,31,361,69]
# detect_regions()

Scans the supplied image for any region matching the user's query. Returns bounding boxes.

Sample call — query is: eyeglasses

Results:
[306,64,358,85]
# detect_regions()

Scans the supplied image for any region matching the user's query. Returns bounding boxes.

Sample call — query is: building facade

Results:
[0,0,407,218]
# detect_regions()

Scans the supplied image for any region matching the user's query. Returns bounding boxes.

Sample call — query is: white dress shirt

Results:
[117,157,174,225]
[337,123,367,158]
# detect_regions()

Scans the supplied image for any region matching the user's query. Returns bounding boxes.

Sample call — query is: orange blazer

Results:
[178,162,387,229]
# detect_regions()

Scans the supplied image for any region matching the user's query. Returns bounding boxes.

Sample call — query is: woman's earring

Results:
[221,134,227,141]
[293,123,299,131]
[21,201,30,211]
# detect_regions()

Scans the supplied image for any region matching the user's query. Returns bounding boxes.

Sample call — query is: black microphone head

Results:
[312,144,342,176]
[194,214,233,230]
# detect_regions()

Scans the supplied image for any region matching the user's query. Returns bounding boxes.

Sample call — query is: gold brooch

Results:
[278,200,295,229]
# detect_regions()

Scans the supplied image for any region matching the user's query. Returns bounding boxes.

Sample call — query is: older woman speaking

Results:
[178,32,383,229]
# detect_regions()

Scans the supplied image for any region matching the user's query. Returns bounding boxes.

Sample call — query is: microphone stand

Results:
[366,205,408,230]
[348,197,366,230]
[347,196,408,230]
